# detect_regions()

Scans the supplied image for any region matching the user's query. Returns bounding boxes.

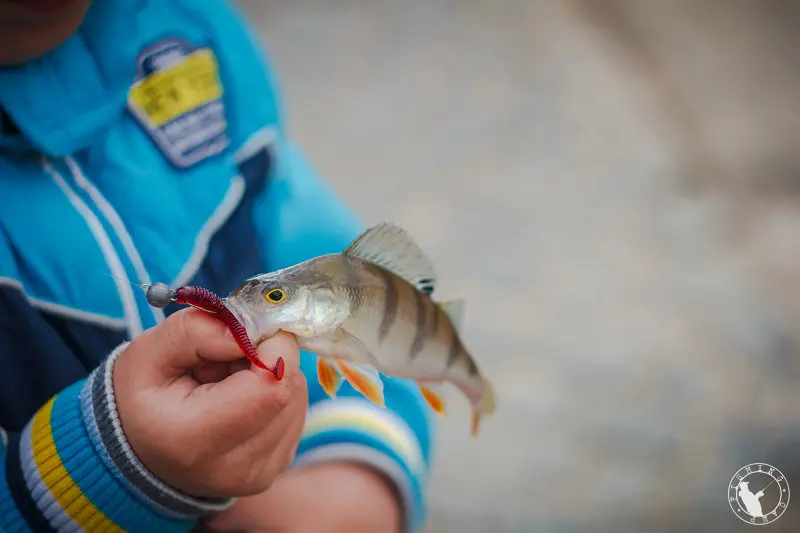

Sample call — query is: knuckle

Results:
[280,446,298,473]
[269,380,293,410]
[257,463,282,491]
[177,309,204,341]
[292,370,309,396]
[162,309,192,347]
[244,461,267,488]
[233,460,272,496]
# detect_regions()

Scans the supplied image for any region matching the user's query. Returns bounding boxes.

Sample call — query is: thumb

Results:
[138,308,246,385]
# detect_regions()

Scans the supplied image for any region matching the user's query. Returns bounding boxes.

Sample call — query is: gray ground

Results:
[236,1,800,531]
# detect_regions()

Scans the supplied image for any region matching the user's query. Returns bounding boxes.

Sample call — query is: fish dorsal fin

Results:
[344,223,436,295]
[439,299,465,332]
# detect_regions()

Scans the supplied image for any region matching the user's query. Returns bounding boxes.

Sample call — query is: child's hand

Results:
[113,308,308,499]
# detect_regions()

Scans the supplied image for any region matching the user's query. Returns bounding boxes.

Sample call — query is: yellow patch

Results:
[128,49,222,127]
[127,40,229,168]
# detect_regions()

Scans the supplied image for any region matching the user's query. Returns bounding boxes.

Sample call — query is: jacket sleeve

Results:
[0,343,234,533]
[254,134,437,533]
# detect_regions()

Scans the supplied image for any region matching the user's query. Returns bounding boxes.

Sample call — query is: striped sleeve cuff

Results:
[4,342,233,533]
[293,397,429,533]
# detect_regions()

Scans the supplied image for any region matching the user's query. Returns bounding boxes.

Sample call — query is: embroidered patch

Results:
[128,38,229,168]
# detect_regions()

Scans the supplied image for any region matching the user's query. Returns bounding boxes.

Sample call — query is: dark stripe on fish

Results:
[418,278,435,296]
[346,259,363,314]
[376,266,399,343]
[446,320,461,369]
[429,299,440,338]
[409,288,428,359]
[466,355,479,376]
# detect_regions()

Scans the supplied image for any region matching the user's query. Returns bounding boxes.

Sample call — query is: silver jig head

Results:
[145,282,177,308]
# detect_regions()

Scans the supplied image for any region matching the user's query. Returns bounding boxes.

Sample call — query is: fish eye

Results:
[265,288,287,303]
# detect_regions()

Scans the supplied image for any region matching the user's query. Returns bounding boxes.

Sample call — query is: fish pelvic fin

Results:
[471,379,497,437]
[317,357,343,398]
[335,360,386,407]
[439,299,466,332]
[343,222,436,295]
[418,383,446,417]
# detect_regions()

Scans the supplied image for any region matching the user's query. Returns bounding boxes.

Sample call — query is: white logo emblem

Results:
[729,463,790,525]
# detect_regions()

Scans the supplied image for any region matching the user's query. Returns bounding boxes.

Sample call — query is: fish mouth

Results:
[222,298,256,341]
[223,297,280,345]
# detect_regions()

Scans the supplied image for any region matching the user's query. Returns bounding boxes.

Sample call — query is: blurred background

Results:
[235,1,800,531]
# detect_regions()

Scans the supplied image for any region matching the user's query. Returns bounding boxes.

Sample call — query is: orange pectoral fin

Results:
[418,384,446,417]
[317,358,343,398]
[335,360,385,407]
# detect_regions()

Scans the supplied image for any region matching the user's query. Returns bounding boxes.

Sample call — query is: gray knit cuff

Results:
[79,341,235,519]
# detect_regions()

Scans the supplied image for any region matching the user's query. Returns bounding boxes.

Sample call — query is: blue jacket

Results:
[0,1,434,531]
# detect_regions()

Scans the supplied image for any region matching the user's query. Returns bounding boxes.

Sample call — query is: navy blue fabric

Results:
[0,285,125,431]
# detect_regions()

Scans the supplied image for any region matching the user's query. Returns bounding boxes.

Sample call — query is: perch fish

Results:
[225,223,496,436]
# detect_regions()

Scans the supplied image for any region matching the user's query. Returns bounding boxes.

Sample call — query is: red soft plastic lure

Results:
[173,286,285,380]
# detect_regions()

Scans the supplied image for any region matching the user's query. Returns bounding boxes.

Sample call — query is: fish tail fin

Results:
[471,379,497,437]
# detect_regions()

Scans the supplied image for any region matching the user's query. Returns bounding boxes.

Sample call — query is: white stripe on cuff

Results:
[302,397,426,477]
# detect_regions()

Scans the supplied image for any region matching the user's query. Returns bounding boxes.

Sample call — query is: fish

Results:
[224,222,497,436]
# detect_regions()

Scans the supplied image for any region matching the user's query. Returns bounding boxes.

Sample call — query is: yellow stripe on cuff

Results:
[31,397,123,533]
